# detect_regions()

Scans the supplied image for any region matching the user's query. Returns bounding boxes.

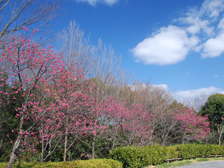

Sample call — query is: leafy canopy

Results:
[200,93,224,125]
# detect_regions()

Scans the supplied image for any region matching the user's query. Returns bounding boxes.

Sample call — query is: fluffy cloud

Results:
[76,0,119,6]
[187,20,213,35]
[131,26,198,65]
[202,33,224,57]
[132,0,224,65]
[174,86,223,100]
[201,0,224,17]
[201,17,224,57]
[178,0,224,58]
[178,15,214,35]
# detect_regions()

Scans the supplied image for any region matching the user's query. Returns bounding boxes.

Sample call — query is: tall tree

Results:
[0,30,63,168]
[200,93,224,145]
[57,21,95,78]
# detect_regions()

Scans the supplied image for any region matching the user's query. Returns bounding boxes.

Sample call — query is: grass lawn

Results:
[145,157,224,168]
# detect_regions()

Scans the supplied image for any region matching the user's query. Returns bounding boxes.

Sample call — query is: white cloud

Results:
[218,18,224,30]
[215,75,219,77]
[174,86,223,100]
[151,84,168,91]
[176,0,224,36]
[198,0,224,58]
[220,90,224,94]
[200,14,224,58]
[200,15,224,57]
[178,14,214,35]
[76,0,119,6]
[174,86,224,111]
[195,44,203,52]
[130,84,168,92]
[202,32,224,57]
[132,0,224,65]
[201,0,224,17]
[131,26,198,65]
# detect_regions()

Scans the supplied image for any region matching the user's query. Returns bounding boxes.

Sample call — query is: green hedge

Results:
[108,144,224,168]
[106,146,145,168]
[0,159,122,168]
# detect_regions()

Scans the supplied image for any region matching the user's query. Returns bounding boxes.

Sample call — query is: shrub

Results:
[175,144,198,159]
[107,146,144,168]
[166,146,178,159]
[108,144,224,168]
[0,159,122,168]
[108,145,169,167]
[141,145,168,165]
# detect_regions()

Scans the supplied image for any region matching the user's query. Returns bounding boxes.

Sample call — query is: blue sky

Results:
[55,0,224,102]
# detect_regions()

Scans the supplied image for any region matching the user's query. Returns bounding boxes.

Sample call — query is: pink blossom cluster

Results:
[174,108,210,140]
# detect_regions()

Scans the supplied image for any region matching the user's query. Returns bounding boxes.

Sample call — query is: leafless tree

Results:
[191,93,208,112]
[0,0,61,42]
[57,21,96,78]
[57,20,133,101]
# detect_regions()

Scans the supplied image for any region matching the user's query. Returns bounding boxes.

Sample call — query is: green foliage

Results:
[107,146,144,168]
[108,144,224,168]
[141,145,169,165]
[0,159,122,168]
[174,144,224,158]
[107,145,171,167]
[0,81,22,162]
[175,144,197,158]
[166,146,178,159]
[200,93,224,125]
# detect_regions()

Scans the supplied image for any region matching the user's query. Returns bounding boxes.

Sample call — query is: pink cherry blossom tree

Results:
[1,29,110,166]
[37,66,108,161]
[174,107,210,143]
[0,29,65,168]
[102,97,153,147]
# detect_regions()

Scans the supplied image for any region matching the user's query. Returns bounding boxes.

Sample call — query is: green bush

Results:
[175,144,198,159]
[108,145,169,167]
[166,146,178,159]
[0,159,122,168]
[108,144,224,168]
[174,144,224,158]
[107,146,144,168]
[141,145,168,165]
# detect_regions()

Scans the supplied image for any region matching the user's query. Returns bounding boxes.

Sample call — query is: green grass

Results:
[145,157,224,168]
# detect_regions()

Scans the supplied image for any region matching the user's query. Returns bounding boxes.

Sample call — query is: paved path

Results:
[177,160,224,168]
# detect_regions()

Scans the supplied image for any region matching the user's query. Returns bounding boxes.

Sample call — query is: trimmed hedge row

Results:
[0,159,123,168]
[108,144,224,168]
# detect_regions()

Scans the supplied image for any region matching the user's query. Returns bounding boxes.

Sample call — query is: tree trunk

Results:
[64,133,67,161]
[7,111,24,168]
[218,127,223,145]
[7,138,20,168]
[48,140,52,156]
[0,139,3,149]
[181,131,185,144]
[64,115,69,161]
[41,133,44,162]
[92,136,95,159]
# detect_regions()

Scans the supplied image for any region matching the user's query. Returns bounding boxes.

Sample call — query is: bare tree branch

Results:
[0,0,61,41]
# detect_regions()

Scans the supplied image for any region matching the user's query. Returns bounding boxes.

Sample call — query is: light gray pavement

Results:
[177,160,224,168]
